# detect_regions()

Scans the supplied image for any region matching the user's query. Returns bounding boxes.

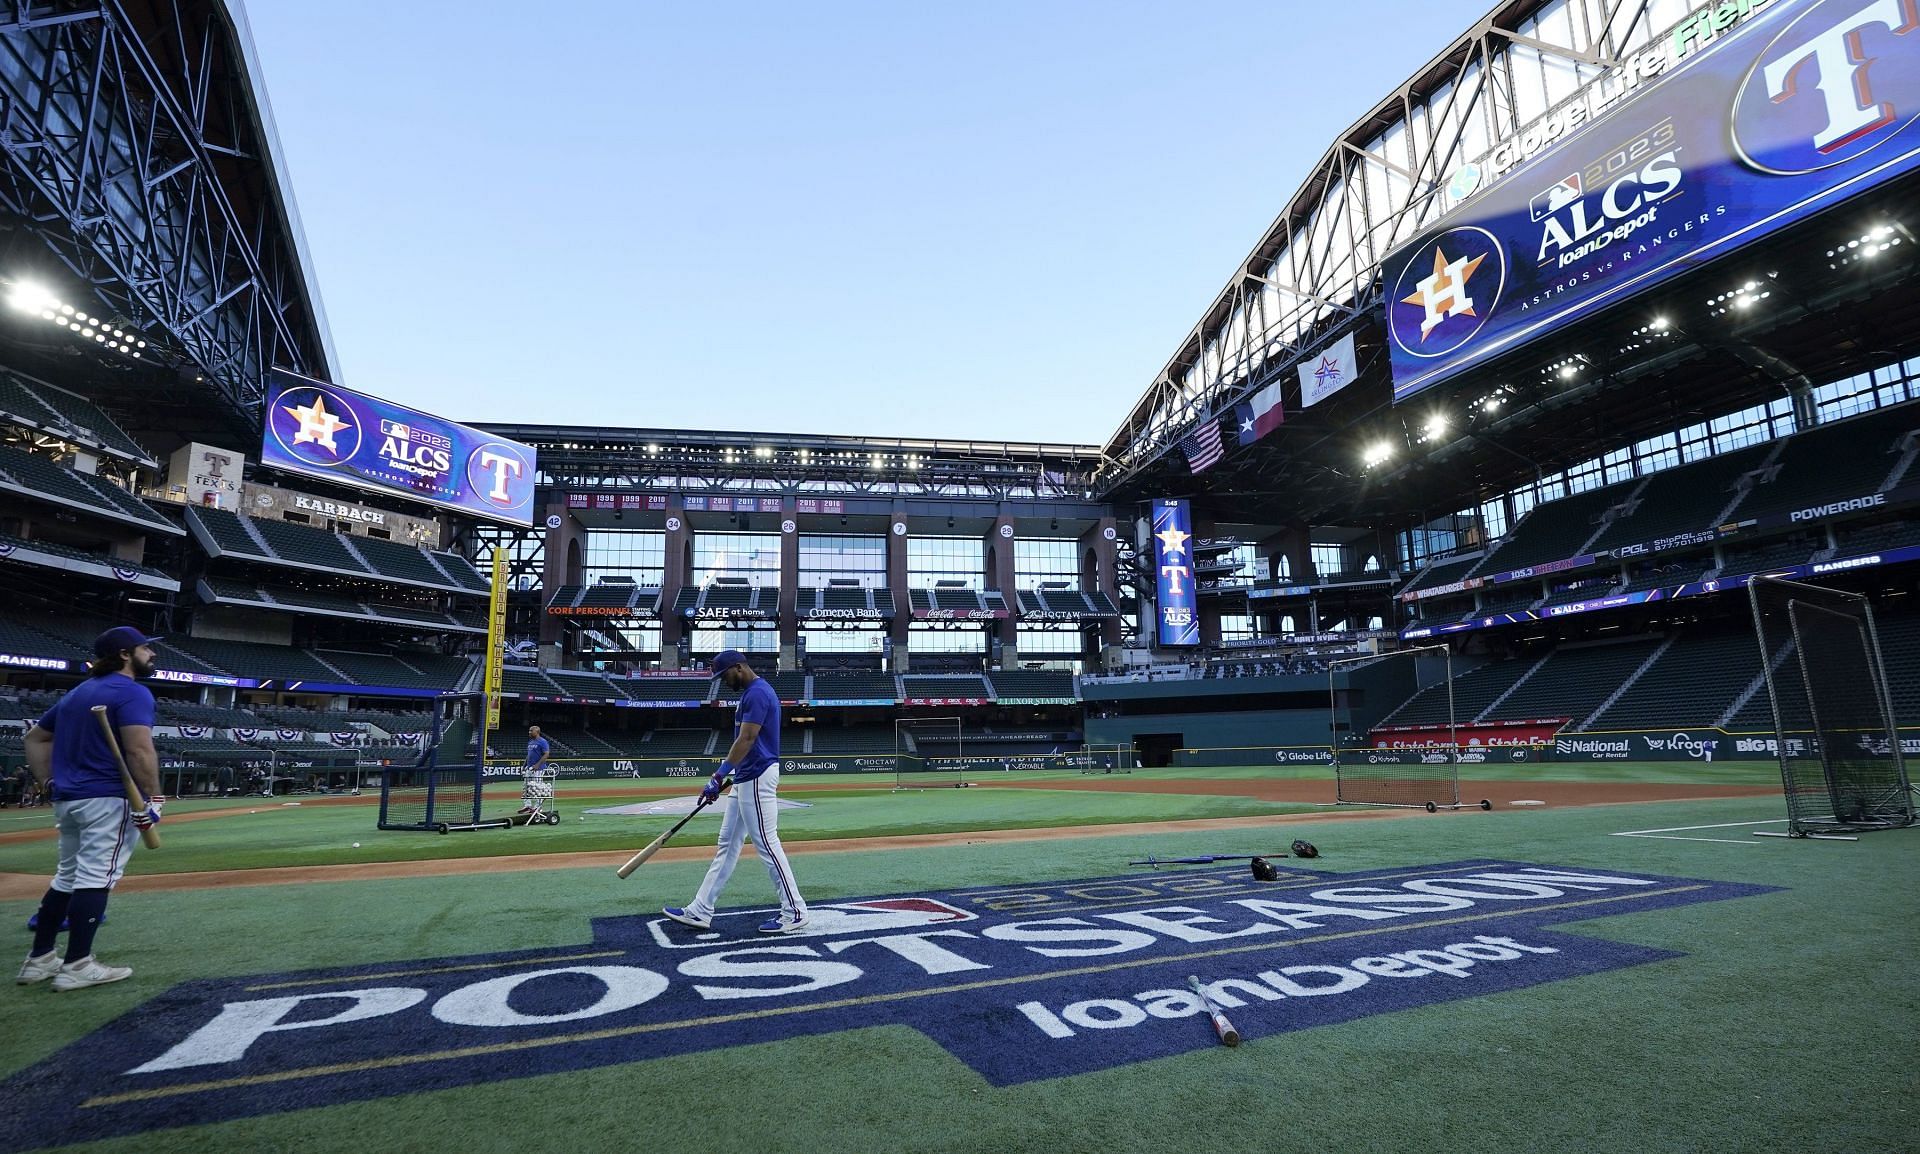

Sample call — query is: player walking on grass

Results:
[664,650,809,934]
[15,627,163,992]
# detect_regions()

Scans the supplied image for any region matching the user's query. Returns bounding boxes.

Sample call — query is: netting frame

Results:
[1078,743,1136,775]
[1746,575,1916,839]
[893,716,968,790]
[376,693,509,833]
[1329,644,1483,811]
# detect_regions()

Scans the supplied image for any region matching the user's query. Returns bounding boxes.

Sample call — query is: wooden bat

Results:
[92,705,160,850]
[615,783,728,878]
[1188,975,1241,1047]
[1130,854,1285,867]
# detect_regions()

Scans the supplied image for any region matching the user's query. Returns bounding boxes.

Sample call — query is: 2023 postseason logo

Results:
[0,861,1776,1150]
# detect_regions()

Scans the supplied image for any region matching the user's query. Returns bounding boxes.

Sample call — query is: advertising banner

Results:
[261,370,537,525]
[1372,720,1567,748]
[1152,499,1200,647]
[1384,0,1920,402]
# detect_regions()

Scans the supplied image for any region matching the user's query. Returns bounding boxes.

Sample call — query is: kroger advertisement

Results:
[1152,498,1200,647]
[1386,0,1920,401]
[260,371,538,526]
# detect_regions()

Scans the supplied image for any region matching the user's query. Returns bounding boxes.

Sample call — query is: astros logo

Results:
[1731,0,1920,176]
[268,385,365,466]
[1389,226,1506,359]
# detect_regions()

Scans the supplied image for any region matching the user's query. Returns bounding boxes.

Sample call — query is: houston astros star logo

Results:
[283,393,353,454]
[1401,246,1486,340]
[1154,525,1190,558]
[1313,356,1342,385]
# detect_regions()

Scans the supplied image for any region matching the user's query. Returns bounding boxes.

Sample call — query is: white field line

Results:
[1611,817,1789,845]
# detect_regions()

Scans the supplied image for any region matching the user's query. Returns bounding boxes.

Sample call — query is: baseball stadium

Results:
[1,0,1917,1151]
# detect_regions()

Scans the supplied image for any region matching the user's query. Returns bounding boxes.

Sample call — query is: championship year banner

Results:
[261,370,538,525]
[1385,0,1920,402]
[1152,498,1199,647]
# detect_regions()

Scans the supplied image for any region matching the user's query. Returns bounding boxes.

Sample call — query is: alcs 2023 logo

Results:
[0,860,1777,1151]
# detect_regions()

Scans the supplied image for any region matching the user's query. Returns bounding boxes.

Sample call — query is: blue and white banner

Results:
[1152,499,1200,647]
[1385,0,1920,401]
[261,370,538,526]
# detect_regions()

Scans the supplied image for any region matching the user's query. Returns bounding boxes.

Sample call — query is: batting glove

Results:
[132,795,165,829]
[700,768,730,804]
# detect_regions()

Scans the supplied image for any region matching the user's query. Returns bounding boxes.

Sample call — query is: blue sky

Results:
[243,0,1485,446]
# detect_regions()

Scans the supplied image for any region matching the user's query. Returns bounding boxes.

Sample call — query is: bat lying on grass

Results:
[1188,975,1241,1047]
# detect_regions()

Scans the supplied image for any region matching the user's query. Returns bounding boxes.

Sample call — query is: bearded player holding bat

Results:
[15,627,164,991]
[662,650,810,934]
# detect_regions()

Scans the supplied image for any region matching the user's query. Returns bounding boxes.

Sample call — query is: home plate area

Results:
[585,797,814,817]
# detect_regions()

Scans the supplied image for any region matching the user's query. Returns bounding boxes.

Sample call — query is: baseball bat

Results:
[1129,854,1284,866]
[615,782,728,879]
[92,705,160,850]
[1188,975,1241,1047]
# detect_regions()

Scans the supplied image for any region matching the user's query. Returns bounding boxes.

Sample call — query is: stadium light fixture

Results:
[1423,414,1448,441]
[1651,316,1669,331]
[754,446,772,459]
[1362,441,1395,469]
[6,281,54,314]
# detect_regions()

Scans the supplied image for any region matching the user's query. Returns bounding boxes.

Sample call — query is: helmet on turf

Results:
[1290,839,1319,859]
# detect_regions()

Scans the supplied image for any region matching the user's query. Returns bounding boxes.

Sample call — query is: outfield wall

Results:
[479,751,1125,780]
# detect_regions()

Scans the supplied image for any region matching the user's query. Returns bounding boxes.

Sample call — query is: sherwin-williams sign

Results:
[261,370,538,525]
[1385,0,1920,401]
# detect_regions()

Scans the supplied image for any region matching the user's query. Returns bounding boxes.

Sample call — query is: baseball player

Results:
[516,725,552,824]
[663,650,809,934]
[15,626,163,991]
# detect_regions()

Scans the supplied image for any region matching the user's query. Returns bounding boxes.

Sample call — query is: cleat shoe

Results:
[15,952,61,985]
[661,907,712,931]
[49,956,132,992]
[758,915,811,934]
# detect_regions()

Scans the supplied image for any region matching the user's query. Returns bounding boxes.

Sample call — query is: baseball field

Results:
[1,762,1914,1153]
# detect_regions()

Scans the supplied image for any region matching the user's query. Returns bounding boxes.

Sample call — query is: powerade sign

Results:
[1152,498,1199,647]
[261,371,538,526]
[0,861,1774,1147]
[1385,0,1920,401]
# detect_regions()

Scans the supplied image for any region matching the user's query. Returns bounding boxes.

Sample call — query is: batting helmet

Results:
[1249,856,1279,881]
[1290,839,1319,859]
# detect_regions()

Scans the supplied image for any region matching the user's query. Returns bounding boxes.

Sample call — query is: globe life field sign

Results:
[261,370,538,526]
[1383,0,1920,402]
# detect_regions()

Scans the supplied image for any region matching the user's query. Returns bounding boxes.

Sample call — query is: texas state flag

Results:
[1233,380,1284,446]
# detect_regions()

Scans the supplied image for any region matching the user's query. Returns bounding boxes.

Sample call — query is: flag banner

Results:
[1298,332,1357,408]
[1180,420,1224,474]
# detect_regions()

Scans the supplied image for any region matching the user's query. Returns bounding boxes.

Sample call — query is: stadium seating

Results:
[1380,657,1540,728]
[0,374,153,462]
[1483,638,1665,725]
[645,728,718,756]
[0,531,173,581]
[1732,403,1919,521]
[1835,520,1920,554]
[1473,484,1619,573]
[0,444,175,533]
[808,725,896,754]
[1619,563,1709,594]
[901,674,991,699]
[713,670,806,703]
[988,670,1074,699]
[501,666,564,696]
[543,668,623,699]
[810,672,898,701]
[819,586,876,611]
[314,651,463,691]
[613,676,711,704]
[1588,630,1767,731]
[164,637,349,682]
[250,516,367,573]
[188,506,486,595]
[1719,537,1820,575]
[1540,579,1618,608]
[348,534,457,587]
[1400,555,1480,596]
[1585,444,1771,555]
[0,616,85,661]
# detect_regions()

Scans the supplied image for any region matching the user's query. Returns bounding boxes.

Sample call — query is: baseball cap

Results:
[709,649,748,679]
[93,626,161,658]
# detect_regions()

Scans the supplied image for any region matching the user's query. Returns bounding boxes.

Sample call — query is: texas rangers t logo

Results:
[1733,0,1920,174]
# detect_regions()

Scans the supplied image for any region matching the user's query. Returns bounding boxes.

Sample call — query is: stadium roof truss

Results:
[1096,0,1705,494]
[0,0,333,424]
[485,424,1106,502]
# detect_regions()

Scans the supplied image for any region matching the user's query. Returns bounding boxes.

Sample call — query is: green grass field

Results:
[1,762,1913,1153]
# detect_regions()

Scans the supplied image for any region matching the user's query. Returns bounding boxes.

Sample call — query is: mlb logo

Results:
[1529,174,1582,221]
[384,420,411,440]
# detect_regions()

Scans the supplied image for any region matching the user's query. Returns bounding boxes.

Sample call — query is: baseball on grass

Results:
[352,842,361,848]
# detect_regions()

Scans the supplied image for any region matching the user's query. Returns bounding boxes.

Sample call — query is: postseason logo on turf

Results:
[0,860,1776,1150]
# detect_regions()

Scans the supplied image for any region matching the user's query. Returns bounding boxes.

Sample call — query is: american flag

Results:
[1180,419,1225,474]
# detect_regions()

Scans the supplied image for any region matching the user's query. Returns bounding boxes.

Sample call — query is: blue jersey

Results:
[730,676,780,782]
[525,737,550,768]
[36,673,156,802]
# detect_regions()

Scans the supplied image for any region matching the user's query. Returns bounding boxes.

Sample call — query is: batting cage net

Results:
[894,716,968,789]
[377,694,502,832]
[1329,645,1482,811]
[1748,576,1915,837]
[1077,744,1136,774]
